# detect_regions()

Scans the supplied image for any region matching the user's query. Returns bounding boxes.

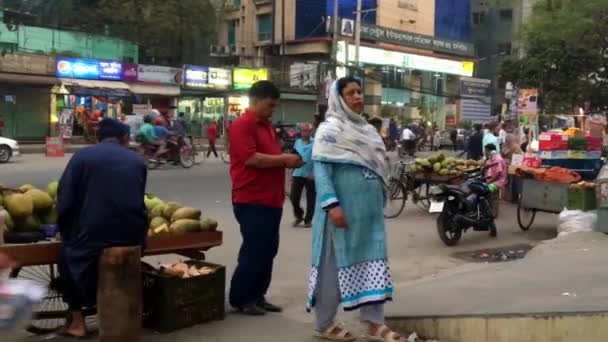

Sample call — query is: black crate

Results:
[142,260,226,333]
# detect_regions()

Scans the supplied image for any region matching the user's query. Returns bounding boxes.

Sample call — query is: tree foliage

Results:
[2,0,218,65]
[499,0,608,113]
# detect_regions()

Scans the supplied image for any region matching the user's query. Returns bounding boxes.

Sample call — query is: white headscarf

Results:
[312,80,389,185]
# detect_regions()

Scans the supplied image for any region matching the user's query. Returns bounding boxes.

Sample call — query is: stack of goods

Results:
[537,130,603,179]
[2,182,59,241]
[145,194,218,237]
[142,260,225,333]
[567,181,597,211]
[410,154,484,178]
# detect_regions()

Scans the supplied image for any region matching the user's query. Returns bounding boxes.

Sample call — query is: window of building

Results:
[228,20,237,45]
[498,42,512,55]
[499,9,513,21]
[257,14,272,42]
[472,12,485,25]
[234,0,241,6]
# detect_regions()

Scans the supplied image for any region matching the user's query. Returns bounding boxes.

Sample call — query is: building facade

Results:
[471,0,538,114]
[214,0,476,128]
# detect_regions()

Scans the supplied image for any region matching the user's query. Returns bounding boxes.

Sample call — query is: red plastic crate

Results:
[539,133,568,151]
[585,136,602,151]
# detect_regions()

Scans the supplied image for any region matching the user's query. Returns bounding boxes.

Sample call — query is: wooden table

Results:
[0,231,223,335]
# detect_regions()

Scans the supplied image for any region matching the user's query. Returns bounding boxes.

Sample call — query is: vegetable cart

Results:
[0,231,223,335]
[384,161,470,218]
[516,178,569,230]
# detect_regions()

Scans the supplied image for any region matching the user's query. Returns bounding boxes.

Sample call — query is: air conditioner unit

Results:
[229,44,238,55]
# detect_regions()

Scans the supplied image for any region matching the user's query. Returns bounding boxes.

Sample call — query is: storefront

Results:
[123,64,182,117]
[0,53,58,140]
[336,41,475,120]
[179,65,232,137]
[54,57,130,140]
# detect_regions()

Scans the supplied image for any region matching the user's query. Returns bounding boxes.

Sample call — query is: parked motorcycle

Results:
[140,135,194,170]
[429,167,498,246]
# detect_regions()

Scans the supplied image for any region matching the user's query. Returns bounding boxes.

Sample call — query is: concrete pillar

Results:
[364,77,382,115]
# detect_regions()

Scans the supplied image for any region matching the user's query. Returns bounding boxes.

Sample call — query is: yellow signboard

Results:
[233,68,269,90]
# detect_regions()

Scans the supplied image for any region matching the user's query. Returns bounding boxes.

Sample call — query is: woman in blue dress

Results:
[307,77,401,342]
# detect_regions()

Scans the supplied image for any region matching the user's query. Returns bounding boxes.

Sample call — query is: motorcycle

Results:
[140,135,194,169]
[429,167,498,246]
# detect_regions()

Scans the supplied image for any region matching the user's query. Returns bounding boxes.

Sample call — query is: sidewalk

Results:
[386,231,608,341]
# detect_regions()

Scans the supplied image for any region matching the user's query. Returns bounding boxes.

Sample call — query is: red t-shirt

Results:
[230,109,285,208]
[207,124,217,142]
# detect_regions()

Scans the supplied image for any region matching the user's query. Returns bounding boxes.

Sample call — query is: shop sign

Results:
[337,41,474,77]
[517,89,539,115]
[233,68,269,90]
[208,67,232,89]
[290,63,318,90]
[398,0,418,11]
[0,53,55,75]
[337,19,475,57]
[184,65,209,88]
[460,77,491,98]
[124,64,183,85]
[46,137,65,157]
[56,57,123,80]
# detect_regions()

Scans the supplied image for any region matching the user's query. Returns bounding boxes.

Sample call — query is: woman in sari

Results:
[307,77,400,342]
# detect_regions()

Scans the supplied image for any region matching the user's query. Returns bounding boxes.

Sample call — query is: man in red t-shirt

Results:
[229,81,303,315]
[206,120,218,158]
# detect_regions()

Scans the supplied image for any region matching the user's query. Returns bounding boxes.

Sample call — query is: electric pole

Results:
[331,0,339,75]
[354,0,362,67]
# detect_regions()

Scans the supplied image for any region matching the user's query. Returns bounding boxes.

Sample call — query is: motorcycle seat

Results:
[441,184,469,194]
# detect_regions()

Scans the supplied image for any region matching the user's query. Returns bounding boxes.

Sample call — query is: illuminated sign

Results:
[183,66,231,89]
[56,57,123,80]
[337,41,474,77]
[233,68,269,90]
[123,64,183,85]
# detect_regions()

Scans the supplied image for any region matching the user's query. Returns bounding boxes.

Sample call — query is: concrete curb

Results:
[388,311,608,342]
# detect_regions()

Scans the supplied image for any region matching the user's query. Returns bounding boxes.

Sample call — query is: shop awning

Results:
[129,83,180,96]
[0,72,59,85]
[59,78,131,97]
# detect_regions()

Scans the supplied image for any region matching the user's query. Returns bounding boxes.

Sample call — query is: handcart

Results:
[0,231,223,335]
[516,178,569,230]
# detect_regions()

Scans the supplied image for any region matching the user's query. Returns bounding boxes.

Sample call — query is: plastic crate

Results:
[567,188,597,211]
[568,137,588,151]
[586,136,602,151]
[539,133,568,151]
[142,261,226,333]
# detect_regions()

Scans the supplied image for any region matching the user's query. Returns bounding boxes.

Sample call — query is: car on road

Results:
[0,136,19,163]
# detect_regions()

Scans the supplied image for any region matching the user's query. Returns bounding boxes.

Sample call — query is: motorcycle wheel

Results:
[179,146,194,168]
[437,212,462,246]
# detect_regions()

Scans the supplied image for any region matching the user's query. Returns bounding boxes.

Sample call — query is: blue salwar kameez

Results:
[306,161,393,326]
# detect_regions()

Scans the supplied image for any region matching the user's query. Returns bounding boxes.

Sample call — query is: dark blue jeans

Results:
[229,204,282,308]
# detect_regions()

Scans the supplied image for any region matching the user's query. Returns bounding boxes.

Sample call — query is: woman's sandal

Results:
[365,325,402,342]
[315,323,357,341]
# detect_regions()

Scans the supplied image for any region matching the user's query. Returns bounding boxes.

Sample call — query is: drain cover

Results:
[452,244,534,263]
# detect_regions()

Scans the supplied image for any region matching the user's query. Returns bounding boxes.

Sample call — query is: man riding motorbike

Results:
[138,115,167,162]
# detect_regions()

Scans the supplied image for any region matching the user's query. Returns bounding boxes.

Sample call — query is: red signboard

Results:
[46,137,64,157]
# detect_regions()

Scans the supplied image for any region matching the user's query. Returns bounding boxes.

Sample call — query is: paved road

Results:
[3,154,558,341]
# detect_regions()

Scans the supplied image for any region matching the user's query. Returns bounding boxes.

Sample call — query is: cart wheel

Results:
[9,265,97,335]
[413,183,431,211]
[384,179,407,219]
[10,265,68,334]
[517,201,536,231]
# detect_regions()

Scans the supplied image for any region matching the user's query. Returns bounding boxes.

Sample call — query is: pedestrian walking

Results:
[467,124,484,160]
[432,129,441,151]
[57,118,148,338]
[290,123,315,228]
[228,81,303,315]
[307,77,400,341]
[206,120,219,158]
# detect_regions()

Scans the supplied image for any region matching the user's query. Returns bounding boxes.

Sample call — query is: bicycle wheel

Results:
[384,179,407,218]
